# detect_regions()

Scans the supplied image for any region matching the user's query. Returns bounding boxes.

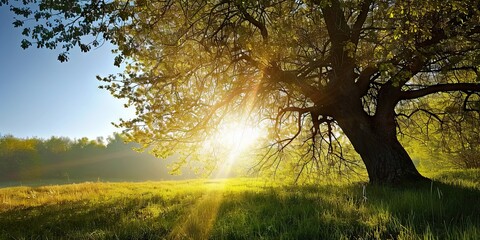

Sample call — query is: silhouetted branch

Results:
[401,83,480,100]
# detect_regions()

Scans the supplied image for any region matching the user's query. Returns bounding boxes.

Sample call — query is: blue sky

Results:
[0,7,135,140]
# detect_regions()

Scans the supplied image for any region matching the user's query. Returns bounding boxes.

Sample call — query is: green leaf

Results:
[12,19,23,27]
[20,39,31,49]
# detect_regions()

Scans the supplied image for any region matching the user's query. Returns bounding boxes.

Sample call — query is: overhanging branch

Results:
[400,83,480,100]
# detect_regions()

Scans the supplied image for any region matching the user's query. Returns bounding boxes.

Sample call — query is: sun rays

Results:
[201,120,265,178]
[168,181,226,239]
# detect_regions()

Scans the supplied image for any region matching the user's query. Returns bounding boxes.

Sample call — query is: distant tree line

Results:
[0,134,195,182]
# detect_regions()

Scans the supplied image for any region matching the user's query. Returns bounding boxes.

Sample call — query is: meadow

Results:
[0,170,479,240]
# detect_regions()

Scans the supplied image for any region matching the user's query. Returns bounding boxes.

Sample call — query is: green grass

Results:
[0,170,479,239]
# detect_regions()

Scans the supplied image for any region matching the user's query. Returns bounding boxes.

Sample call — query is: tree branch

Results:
[264,64,321,102]
[237,4,268,43]
[463,92,480,112]
[321,0,349,44]
[401,83,480,100]
[351,0,372,45]
[356,65,378,95]
[396,108,443,123]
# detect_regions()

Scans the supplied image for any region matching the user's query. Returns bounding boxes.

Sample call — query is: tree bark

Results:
[333,103,428,185]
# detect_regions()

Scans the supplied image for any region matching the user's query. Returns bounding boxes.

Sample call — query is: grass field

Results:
[0,170,479,239]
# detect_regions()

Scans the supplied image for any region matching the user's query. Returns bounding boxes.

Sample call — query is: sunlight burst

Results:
[215,123,262,155]
[203,120,265,177]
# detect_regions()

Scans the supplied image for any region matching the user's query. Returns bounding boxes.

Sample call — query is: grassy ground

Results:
[0,170,479,239]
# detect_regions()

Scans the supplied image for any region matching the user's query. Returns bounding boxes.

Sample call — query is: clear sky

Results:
[0,7,136,140]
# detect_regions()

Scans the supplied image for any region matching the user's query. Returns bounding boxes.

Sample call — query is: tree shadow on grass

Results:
[365,180,480,237]
[211,187,366,239]
[210,182,480,239]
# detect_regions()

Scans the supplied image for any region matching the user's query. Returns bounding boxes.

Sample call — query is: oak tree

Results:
[4,0,480,184]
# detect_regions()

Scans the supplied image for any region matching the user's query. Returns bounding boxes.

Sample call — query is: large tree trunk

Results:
[333,104,427,184]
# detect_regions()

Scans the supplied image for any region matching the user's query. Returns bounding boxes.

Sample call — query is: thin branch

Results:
[236,4,268,43]
[396,108,443,123]
[400,83,480,100]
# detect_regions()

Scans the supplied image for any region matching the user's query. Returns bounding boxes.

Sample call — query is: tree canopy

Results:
[3,0,480,184]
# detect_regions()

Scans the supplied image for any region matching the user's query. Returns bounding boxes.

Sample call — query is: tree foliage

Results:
[3,0,480,183]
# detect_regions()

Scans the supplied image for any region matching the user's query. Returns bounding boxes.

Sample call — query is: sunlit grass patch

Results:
[0,173,479,239]
[431,169,480,189]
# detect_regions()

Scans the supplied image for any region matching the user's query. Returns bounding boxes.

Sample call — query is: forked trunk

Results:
[335,107,427,184]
